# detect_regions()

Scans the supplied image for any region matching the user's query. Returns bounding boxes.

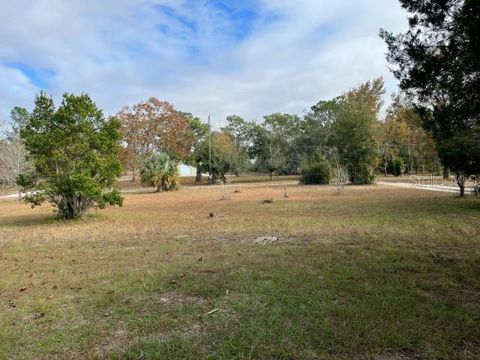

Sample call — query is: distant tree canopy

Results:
[329,78,384,184]
[214,79,436,185]
[180,111,209,181]
[0,108,33,189]
[194,132,241,184]
[17,92,123,219]
[117,98,193,180]
[375,94,438,176]
[300,79,384,184]
[221,115,250,174]
[0,137,30,189]
[381,0,480,195]
[221,113,303,179]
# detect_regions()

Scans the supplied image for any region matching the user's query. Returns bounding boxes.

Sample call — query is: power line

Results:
[208,114,212,185]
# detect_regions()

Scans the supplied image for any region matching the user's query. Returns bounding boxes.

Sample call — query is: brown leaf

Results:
[19,287,27,292]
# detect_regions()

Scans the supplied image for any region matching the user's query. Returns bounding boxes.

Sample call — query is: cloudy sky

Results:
[0,0,409,130]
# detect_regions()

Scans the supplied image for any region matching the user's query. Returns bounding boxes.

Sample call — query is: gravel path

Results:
[377,181,472,194]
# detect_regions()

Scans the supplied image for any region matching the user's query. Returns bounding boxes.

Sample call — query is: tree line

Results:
[0,78,440,219]
[0,0,478,219]
[112,77,439,186]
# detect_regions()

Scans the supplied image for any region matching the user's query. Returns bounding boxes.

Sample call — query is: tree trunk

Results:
[156,183,162,192]
[384,161,388,176]
[270,171,273,181]
[63,196,76,219]
[456,174,465,197]
[443,167,450,179]
[18,190,22,202]
[196,166,202,182]
[132,166,136,182]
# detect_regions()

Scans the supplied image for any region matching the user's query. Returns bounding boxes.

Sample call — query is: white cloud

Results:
[0,0,409,130]
[0,65,38,131]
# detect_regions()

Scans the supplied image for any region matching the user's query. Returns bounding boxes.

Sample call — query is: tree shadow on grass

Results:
[0,212,104,228]
[0,213,57,227]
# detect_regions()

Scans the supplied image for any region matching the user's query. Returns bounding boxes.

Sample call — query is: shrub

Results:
[140,153,180,192]
[300,155,330,185]
[388,157,406,177]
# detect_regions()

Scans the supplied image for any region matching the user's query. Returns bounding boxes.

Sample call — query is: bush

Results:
[300,155,330,185]
[140,153,180,192]
[349,165,376,184]
[388,157,406,177]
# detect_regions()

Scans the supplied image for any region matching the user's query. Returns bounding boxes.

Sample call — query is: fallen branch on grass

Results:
[201,308,219,317]
[252,236,279,246]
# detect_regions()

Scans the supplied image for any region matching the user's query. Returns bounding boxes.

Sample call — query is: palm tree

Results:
[140,153,180,192]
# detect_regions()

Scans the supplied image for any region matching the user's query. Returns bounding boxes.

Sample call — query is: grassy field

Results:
[0,184,479,359]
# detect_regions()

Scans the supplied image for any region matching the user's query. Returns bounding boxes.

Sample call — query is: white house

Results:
[177,163,197,177]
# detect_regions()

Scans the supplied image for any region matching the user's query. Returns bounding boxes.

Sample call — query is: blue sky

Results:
[0,0,409,130]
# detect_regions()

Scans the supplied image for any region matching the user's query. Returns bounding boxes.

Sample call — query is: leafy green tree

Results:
[387,95,439,174]
[17,92,123,219]
[10,107,30,134]
[330,79,384,184]
[374,117,407,176]
[222,115,250,173]
[264,113,302,175]
[140,153,179,192]
[195,132,240,183]
[222,115,250,147]
[374,94,439,176]
[247,123,284,179]
[381,0,480,195]
[248,113,301,178]
[179,112,209,181]
[299,99,339,161]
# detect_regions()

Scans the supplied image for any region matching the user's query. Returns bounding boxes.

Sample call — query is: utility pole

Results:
[208,115,212,185]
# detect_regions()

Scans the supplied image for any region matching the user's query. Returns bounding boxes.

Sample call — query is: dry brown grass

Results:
[1,184,446,244]
[117,174,300,191]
